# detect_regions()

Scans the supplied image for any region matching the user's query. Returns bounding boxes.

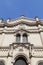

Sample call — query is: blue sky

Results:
[0,0,43,20]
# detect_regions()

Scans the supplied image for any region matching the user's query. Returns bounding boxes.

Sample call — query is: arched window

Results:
[23,33,28,43]
[0,61,4,65]
[38,62,43,65]
[16,34,21,43]
[14,57,28,65]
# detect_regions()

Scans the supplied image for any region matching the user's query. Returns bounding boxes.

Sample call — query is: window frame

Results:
[16,33,21,43]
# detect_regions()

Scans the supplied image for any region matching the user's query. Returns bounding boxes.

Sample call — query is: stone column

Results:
[38,24,43,45]
[40,32,43,45]
[11,58,15,65]
[29,45,31,53]
[28,35,30,43]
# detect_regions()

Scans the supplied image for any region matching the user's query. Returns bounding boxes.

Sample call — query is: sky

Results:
[0,0,43,20]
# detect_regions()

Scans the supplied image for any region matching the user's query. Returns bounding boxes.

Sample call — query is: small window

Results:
[23,33,28,43]
[38,62,43,65]
[0,61,4,65]
[16,34,21,43]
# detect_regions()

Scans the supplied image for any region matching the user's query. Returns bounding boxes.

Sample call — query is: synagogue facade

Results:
[0,16,43,65]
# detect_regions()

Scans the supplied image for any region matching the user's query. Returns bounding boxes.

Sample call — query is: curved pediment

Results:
[0,16,39,27]
[0,16,43,27]
[6,16,37,26]
[5,16,43,26]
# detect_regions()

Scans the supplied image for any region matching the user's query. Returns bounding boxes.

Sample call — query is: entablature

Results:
[0,28,43,34]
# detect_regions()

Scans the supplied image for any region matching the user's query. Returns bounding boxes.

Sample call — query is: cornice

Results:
[0,17,43,33]
[32,56,43,58]
[0,28,43,34]
[0,17,43,27]
[34,46,43,49]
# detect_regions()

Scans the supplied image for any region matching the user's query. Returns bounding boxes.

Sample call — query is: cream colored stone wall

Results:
[0,16,43,65]
[29,33,42,46]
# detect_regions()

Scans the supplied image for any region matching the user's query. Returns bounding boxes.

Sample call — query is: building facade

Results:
[0,16,43,65]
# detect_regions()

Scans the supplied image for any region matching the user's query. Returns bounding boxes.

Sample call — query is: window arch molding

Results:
[37,60,43,65]
[14,57,28,65]
[13,54,29,65]
[14,53,29,64]
[0,60,5,65]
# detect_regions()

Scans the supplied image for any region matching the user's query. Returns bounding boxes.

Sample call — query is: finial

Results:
[20,15,25,18]
[35,16,39,21]
[0,18,3,23]
[7,18,11,22]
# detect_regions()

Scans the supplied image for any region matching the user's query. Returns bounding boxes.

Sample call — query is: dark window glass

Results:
[23,34,28,43]
[14,57,27,65]
[16,34,20,43]
[0,61,4,65]
[38,62,43,65]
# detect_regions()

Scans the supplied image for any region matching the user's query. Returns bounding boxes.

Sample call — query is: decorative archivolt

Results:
[13,53,29,64]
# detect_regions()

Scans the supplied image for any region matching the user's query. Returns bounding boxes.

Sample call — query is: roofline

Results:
[0,16,43,27]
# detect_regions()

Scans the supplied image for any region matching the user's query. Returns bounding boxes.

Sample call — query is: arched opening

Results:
[23,33,28,43]
[38,62,43,65]
[0,61,5,65]
[16,34,21,43]
[14,56,28,65]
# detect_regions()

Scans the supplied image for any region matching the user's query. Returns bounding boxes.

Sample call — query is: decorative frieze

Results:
[32,47,43,57]
[0,43,33,58]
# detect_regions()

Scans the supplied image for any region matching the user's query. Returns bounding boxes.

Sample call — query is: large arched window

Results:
[16,34,21,43]
[0,61,4,65]
[23,33,28,43]
[38,62,43,65]
[14,57,28,65]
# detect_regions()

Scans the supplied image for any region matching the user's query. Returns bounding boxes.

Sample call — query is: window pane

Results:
[16,34,20,43]
[23,34,28,43]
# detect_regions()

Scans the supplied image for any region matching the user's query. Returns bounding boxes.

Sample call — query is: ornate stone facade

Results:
[0,16,43,65]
